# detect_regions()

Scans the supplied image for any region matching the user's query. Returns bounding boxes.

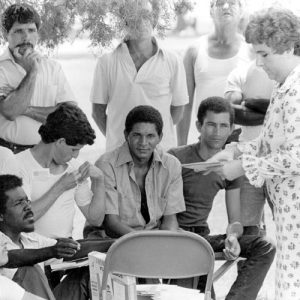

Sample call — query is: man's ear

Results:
[0,213,4,222]
[158,132,163,143]
[124,130,128,141]
[196,121,202,134]
[55,138,66,146]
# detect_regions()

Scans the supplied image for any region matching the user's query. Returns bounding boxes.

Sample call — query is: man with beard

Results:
[0,3,75,153]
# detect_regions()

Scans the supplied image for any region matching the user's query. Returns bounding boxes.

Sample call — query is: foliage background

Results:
[0,0,194,49]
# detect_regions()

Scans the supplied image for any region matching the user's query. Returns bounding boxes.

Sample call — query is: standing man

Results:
[95,105,185,238]
[169,97,275,300]
[225,61,275,235]
[177,0,251,145]
[0,3,75,153]
[91,0,188,152]
[15,103,105,239]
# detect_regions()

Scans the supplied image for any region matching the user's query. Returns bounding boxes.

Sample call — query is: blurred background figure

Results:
[177,0,252,146]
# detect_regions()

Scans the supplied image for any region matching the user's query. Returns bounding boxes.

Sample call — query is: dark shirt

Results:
[168,143,242,228]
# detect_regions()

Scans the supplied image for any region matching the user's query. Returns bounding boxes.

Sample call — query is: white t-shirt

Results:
[15,150,93,238]
[0,276,25,300]
[0,48,76,145]
[188,34,252,143]
[0,146,20,175]
[225,62,274,141]
[90,38,188,151]
[0,232,56,280]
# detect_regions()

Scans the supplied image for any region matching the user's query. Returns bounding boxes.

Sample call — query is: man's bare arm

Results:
[160,214,179,231]
[77,163,106,227]
[171,105,184,125]
[23,102,77,123]
[103,214,135,238]
[177,47,197,145]
[5,238,80,268]
[0,50,40,120]
[92,103,107,136]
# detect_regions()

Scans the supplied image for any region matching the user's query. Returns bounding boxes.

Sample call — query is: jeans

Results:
[180,226,276,300]
[240,176,274,227]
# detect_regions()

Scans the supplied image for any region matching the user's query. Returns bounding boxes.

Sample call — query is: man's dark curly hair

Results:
[1,3,41,34]
[125,105,163,135]
[197,96,234,125]
[38,103,96,146]
[0,174,23,214]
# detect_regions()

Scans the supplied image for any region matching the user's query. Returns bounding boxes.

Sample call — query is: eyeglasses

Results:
[214,0,239,7]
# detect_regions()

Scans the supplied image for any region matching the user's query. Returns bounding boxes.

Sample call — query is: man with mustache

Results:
[0,174,112,300]
[0,3,75,154]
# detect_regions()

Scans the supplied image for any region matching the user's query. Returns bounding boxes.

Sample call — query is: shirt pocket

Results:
[141,74,170,99]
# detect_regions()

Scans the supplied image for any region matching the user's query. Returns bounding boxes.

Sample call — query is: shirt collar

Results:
[116,36,165,57]
[116,142,165,167]
[275,63,300,93]
[0,47,15,63]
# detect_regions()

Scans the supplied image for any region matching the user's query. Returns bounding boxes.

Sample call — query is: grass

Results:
[55,36,276,300]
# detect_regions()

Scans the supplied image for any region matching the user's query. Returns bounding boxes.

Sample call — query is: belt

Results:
[180,225,210,236]
[0,137,34,154]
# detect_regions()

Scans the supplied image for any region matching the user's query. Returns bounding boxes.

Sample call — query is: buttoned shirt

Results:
[97,142,185,230]
[0,232,56,279]
[90,38,188,151]
[0,48,75,144]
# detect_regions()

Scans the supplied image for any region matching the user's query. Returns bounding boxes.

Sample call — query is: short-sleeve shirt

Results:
[90,38,188,151]
[0,231,56,280]
[15,149,93,239]
[168,143,242,228]
[0,48,75,145]
[225,61,274,142]
[0,146,20,175]
[97,142,185,230]
[0,276,25,300]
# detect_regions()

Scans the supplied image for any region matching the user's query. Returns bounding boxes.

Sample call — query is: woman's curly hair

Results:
[245,7,300,55]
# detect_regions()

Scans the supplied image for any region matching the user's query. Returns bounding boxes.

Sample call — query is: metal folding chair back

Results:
[101,230,215,300]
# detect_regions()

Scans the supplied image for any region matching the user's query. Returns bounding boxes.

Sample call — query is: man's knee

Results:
[239,235,276,262]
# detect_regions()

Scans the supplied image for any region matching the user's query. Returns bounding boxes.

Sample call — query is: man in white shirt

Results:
[15,103,105,239]
[91,0,188,151]
[0,146,19,175]
[0,3,75,153]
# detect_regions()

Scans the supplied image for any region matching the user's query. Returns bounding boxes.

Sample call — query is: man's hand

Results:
[223,235,241,260]
[51,238,80,259]
[13,47,40,73]
[77,161,104,182]
[56,171,82,193]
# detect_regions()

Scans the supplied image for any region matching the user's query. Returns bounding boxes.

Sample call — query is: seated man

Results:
[95,105,185,238]
[14,103,105,239]
[169,97,276,300]
[0,243,44,300]
[0,174,113,300]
